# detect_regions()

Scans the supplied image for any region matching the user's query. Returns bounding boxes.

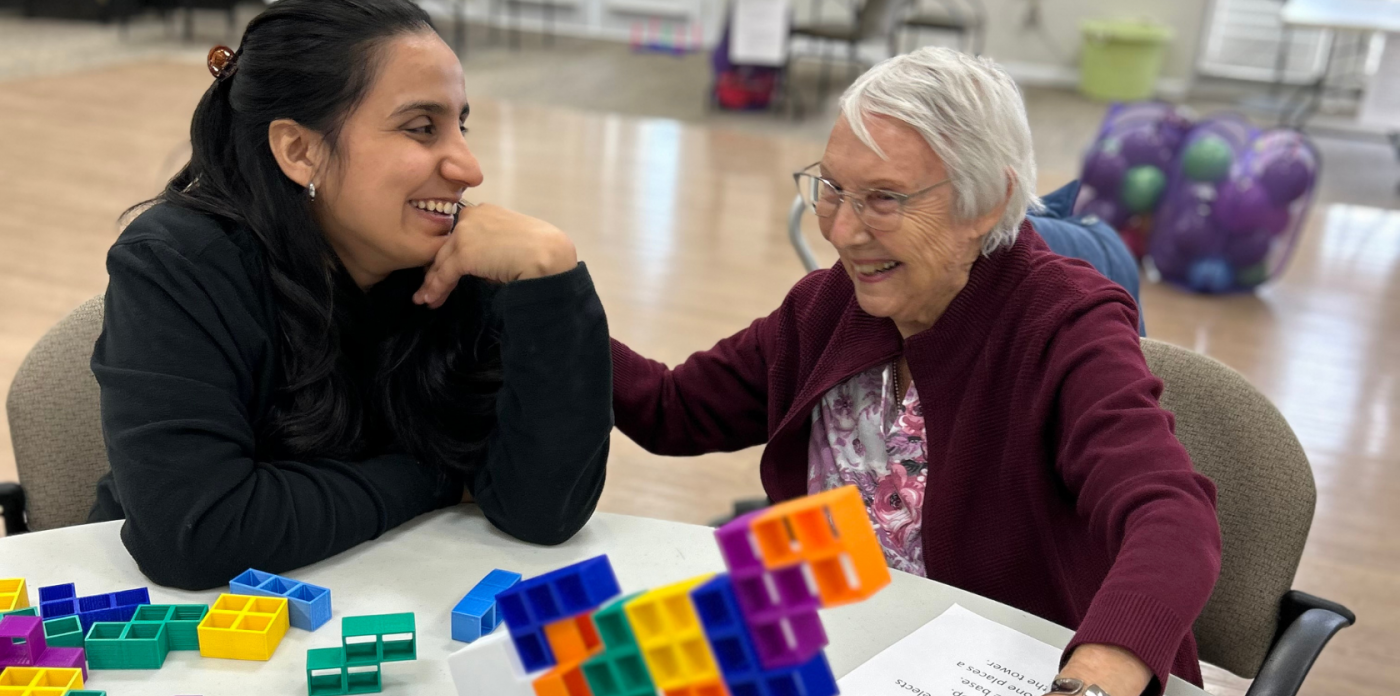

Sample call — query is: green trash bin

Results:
[1080,19,1173,101]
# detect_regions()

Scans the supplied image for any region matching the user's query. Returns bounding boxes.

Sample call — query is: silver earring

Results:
[308,183,316,201]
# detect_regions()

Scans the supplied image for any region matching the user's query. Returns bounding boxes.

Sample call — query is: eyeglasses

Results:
[792,162,950,232]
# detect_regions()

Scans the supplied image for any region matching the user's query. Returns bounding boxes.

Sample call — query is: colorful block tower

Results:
[446,485,889,696]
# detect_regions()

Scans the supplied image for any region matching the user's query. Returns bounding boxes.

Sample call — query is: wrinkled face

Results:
[819,114,989,335]
[314,31,482,286]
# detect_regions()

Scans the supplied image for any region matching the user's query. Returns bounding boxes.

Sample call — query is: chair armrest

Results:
[0,482,28,535]
[1244,592,1356,696]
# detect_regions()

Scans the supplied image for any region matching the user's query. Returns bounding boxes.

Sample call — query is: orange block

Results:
[750,486,891,606]
[663,676,730,696]
[543,613,603,664]
[533,658,593,696]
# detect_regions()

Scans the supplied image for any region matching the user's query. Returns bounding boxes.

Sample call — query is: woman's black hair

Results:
[148,0,500,473]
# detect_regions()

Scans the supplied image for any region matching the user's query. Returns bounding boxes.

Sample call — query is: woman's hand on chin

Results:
[413,203,578,308]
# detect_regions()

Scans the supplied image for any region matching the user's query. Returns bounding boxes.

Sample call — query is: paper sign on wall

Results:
[838,604,1062,696]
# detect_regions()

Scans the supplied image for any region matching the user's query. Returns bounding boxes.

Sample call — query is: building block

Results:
[581,594,655,696]
[715,515,829,670]
[0,666,84,691]
[30,646,85,678]
[196,594,290,661]
[306,646,382,696]
[0,616,45,666]
[498,556,621,673]
[66,692,107,695]
[40,617,83,649]
[623,575,728,695]
[230,569,333,631]
[691,576,836,696]
[73,588,151,632]
[35,586,75,621]
[452,570,522,643]
[543,614,602,665]
[0,581,27,614]
[131,604,208,651]
[84,620,170,670]
[748,487,890,607]
[533,658,594,696]
[341,613,416,666]
[0,609,36,620]
[446,629,536,696]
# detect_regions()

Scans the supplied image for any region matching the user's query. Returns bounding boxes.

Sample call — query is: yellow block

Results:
[0,579,28,612]
[0,666,84,691]
[197,593,290,661]
[623,575,724,693]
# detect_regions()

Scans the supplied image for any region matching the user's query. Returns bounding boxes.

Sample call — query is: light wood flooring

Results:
[0,59,1396,696]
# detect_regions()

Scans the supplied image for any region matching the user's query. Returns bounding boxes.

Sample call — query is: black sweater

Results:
[90,204,611,590]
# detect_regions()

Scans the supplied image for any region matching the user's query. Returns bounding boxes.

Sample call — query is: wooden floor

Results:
[0,61,1396,696]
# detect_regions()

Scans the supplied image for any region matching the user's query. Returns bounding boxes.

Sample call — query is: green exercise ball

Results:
[1182,136,1234,182]
[1120,165,1167,214]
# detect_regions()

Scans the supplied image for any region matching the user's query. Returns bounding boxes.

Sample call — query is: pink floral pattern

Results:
[808,363,928,576]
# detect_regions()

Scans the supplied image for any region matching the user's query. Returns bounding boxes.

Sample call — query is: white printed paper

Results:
[838,604,1061,696]
[730,0,791,66]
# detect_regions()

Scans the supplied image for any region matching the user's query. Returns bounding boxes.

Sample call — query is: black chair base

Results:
[0,482,28,535]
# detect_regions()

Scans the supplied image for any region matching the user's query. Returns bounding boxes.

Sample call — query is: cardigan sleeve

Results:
[611,312,774,456]
[1048,297,1223,693]
[93,239,464,590]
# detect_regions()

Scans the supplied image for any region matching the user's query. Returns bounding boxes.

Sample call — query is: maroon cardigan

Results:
[611,223,1222,691]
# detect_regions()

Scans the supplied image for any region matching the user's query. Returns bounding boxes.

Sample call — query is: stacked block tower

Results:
[447,485,890,696]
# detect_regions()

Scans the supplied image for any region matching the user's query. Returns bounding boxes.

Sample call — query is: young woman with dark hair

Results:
[91,0,611,590]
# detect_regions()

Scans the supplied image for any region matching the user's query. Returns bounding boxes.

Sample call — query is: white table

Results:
[0,508,1209,696]
[1281,0,1400,34]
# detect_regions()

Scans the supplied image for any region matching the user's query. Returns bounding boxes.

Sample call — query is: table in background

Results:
[0,508,1210,696]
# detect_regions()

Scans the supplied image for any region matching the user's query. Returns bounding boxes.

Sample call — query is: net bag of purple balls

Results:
[1074,101,1195,259]
[1149,114,1319,293]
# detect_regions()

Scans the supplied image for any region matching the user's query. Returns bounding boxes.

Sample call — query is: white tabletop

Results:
[1281,0,1400,33]
[0,508,1208,696]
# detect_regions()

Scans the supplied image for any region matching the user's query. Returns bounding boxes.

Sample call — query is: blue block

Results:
[496,556,620,672]
[451,569,522,643]
[692,575,837,696]
[75,588,150,632]
[38,584,77,620]
[229,568,333,631]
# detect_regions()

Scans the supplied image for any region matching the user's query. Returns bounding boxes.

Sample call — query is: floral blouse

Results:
[808,362,928,577]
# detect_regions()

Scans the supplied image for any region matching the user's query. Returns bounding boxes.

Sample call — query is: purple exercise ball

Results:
[1224,228,1273,267]
[1258,148,1314,205]
[1083,148,1130,196]
[1078,196,1127,230]
[1121,128,1173,169]
[1212,180,1277,234]
[1165,207,1223,257]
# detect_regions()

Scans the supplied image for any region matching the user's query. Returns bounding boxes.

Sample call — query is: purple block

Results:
[715,510,767,575]
[0,615,47,665]
[34,645,88,680]
[730,567,826,670]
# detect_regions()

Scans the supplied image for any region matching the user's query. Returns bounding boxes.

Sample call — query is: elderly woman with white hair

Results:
[609,47,1222,696]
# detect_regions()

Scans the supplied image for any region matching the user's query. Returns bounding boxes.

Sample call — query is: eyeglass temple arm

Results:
[789,194,821,273]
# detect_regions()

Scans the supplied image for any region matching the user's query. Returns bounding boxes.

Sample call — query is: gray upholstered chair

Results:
[1140,338,1352,696]
[1,294,110,533]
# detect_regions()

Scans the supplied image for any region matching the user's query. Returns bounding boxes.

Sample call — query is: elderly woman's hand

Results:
[1050,644,1154,696]
[413,203,578,308]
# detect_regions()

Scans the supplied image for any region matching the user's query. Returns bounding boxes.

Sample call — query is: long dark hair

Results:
[148,0,500,473]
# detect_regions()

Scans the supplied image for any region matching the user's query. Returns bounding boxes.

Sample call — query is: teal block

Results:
[308,646,382,695]
[67,691,108,695]
[84,620,170,669]
[0,606,39,618]
[43,615,85,648]
[341,613,415,666]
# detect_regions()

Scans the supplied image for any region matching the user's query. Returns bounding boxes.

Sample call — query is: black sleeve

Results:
[471,263,612,545]
[93,240,464,590]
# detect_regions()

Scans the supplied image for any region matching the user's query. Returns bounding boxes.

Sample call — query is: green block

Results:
[307,646,383,695]
[84,620,170,669]
[43,615,85,648]
[592,593,643,650]
[583,646,655,696]
[0,606,38,618]
[68,691,108,695]
[342,613,416,665]
[159,604,208,651]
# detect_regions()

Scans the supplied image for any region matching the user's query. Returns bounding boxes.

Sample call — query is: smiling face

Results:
[312,31,482,288]
[819,114,999,337]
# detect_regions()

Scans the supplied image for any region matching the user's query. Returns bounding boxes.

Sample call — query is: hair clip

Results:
[207,45,239,81]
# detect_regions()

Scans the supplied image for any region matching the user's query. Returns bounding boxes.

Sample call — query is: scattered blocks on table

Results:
[446,630,535,696]
[84,620,171,670]
[197,594,289,661]
[35,585,75,621]
[230,569,333,631]
[692,576,836,696]
[130,604,208,651]
[306,646,382,696]
[0,666,84,693]
[581,594,655,696]
[748,487,890,607]
[40,617,83,649]
[452,569,522,643]
[341,613,416,666]
[623,575,727,695]
[0,581,27,614]
[498,556,620,673]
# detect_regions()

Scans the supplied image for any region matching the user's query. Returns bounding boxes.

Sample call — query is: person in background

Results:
[92,0,611,590]
[611,47,1220,696]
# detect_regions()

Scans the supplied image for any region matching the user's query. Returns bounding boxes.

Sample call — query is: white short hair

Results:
[839,46,1042,255]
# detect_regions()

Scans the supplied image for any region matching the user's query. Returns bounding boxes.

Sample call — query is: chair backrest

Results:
[857,0,909,41]
[6,294,109,531]
[1141,338,1315,678]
